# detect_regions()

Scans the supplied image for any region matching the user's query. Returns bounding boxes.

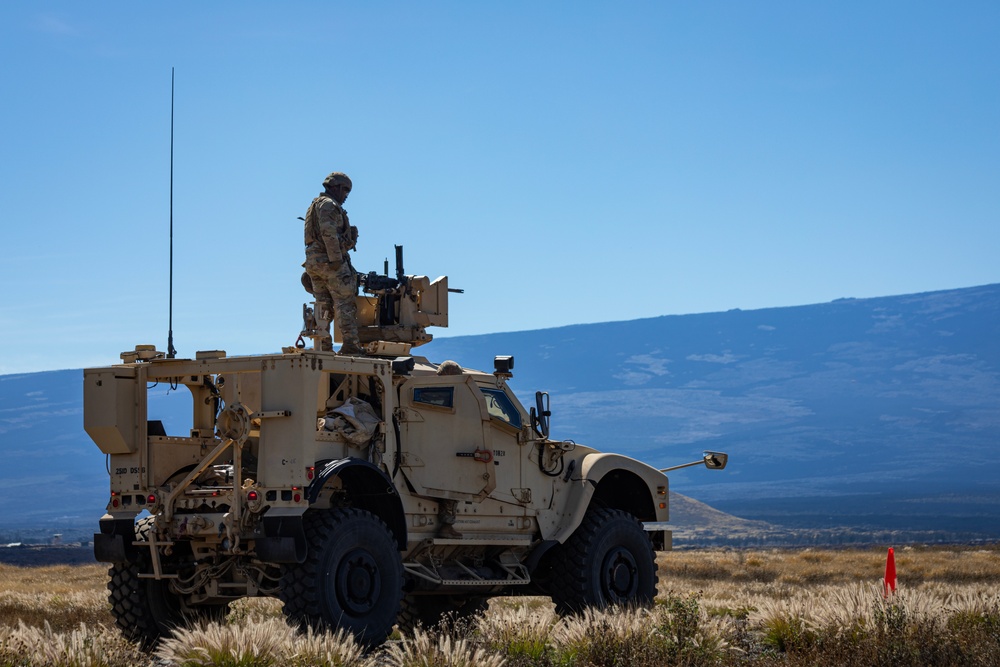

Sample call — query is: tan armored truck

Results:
[85,246,727,647]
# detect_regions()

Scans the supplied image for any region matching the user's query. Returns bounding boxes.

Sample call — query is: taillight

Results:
[247,490,259,502]
[147,494,157,505]
[306,466,315,480]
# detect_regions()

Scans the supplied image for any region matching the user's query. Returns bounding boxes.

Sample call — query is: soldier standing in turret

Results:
[303,171,363,354]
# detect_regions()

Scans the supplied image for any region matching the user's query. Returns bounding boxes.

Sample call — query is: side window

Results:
[413,386,454,409]
[480,388,522,428]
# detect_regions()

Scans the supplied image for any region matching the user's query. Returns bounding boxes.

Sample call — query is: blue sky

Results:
[2,2,998,375]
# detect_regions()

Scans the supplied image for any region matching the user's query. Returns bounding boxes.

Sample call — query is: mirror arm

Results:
[659,459,710,473]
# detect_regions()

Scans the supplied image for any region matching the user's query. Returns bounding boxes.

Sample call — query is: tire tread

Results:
[280,507,402,645]
[548,506,658,614]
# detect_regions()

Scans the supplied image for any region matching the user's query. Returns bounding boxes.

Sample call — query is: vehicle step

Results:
[430,535,534,546]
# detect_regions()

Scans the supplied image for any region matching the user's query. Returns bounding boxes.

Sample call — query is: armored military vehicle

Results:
[86,246,727,647]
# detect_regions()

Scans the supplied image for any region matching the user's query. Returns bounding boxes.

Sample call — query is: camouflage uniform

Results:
[303,174,361,353]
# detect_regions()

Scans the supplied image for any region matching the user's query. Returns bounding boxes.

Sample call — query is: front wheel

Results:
[548,506,658,614]
[280,508,403,646]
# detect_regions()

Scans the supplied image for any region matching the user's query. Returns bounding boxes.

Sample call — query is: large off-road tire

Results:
[396,594,489,635]
[548,506,658,615]
[107,517,184,649]
[280,508,403,646]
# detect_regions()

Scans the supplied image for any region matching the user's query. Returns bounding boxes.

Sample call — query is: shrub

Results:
[0,621,144,667]
[475,606,557,666]
[382,629,505,667]
[155,618,365,667]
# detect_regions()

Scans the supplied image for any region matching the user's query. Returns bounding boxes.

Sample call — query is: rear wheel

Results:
[548,506,657,614]
[107,517,184,649]
[280,508,403,646]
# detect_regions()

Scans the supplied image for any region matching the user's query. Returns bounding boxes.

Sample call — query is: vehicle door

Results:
[398,375,495,501]
[476,383,525,507]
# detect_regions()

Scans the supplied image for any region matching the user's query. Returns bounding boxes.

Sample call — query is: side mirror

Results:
[530,391,550,438]
[659,450,730,473]
[703,451,728,470]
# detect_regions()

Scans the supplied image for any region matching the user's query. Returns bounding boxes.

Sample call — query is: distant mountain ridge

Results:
[426,283,1000,541]
[1,283,998,544]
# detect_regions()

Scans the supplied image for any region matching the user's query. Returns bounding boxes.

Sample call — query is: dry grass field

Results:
[1,546,998,666]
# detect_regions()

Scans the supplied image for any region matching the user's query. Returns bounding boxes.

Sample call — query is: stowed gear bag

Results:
[319,396,380,446]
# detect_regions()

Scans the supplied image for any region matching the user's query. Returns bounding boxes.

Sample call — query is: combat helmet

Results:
[323,172,352,192]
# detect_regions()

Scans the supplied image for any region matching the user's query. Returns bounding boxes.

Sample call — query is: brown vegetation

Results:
[0,563,109,632]
[0,547,998,666]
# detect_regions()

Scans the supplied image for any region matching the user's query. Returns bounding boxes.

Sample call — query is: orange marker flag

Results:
[883,547,897,597]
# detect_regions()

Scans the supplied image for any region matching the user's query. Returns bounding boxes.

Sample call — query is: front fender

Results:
[538,452,668,544]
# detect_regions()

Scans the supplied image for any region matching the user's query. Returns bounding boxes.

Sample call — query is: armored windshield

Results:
[479,387,522,428]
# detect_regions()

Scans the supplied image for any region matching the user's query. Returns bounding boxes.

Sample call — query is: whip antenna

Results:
[167,67,177,358]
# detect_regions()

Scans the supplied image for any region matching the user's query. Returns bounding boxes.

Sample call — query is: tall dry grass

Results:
[0,564,112,633]
[661,545,1000,587]
[0,621,145,667]
[1,547,998,666]
[383,629,507,667]
[155,618,366,667]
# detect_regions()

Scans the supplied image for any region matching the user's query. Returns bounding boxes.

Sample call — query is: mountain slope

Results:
[1,283,998,543]
[0,370,105,527]
[425,284,1000,538]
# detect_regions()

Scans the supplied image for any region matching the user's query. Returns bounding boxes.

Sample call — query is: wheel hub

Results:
[335,548,382,615]
[601,547,639,602]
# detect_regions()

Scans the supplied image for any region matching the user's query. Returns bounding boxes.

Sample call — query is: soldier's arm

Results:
[317,200,346,266]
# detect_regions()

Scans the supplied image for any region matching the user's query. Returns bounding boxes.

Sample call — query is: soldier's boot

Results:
[337,324,364,356]
[437,522,463,539]
[437,501,462,539]
[337,342,364,356]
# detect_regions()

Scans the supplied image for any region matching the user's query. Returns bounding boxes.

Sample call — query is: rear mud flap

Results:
[93,516,137,563]
[257,515,307,563]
